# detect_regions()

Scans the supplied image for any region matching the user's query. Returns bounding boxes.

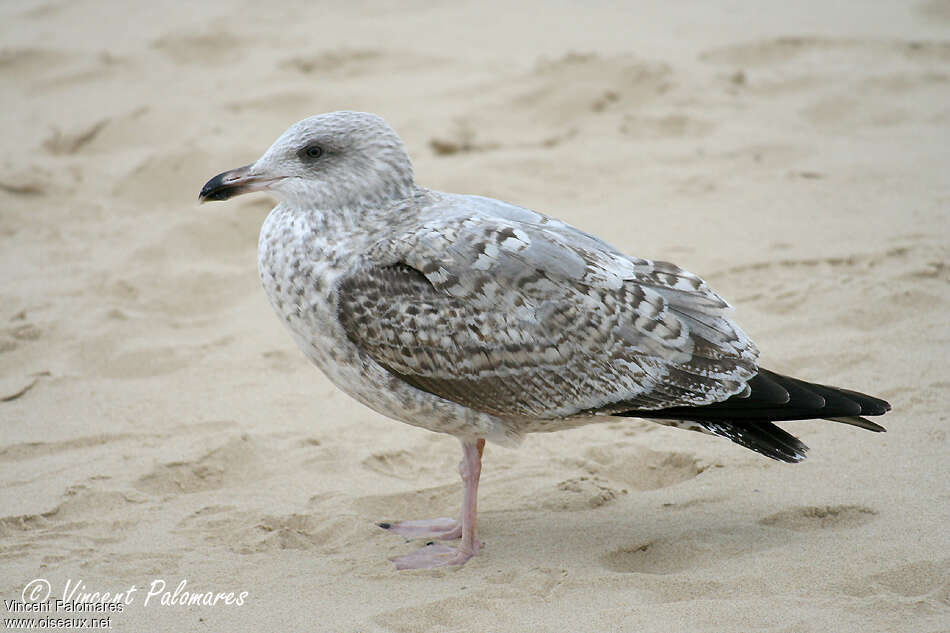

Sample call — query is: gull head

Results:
[199,111,415,209]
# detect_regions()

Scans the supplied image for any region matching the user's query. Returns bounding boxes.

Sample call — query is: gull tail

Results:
[616,369,891,463]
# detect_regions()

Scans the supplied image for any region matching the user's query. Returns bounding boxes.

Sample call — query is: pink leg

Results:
[377,517,461,540]
[387,438,485,570]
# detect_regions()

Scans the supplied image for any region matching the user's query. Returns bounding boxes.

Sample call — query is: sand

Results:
[1,1,948,631]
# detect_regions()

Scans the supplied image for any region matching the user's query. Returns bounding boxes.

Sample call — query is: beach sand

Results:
[1,1,948,631]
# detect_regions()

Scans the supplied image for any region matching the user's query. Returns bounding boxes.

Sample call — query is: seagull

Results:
[199,111,890,570]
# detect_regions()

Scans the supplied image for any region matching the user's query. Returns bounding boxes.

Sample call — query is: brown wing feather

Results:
[336,258,755,419]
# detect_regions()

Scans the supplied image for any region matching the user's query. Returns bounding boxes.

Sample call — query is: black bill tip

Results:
[198,164,253,203]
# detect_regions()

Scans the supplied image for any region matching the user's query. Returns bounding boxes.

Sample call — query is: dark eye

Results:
[298,144,324,160]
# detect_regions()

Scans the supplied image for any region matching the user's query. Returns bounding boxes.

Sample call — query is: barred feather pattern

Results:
[337,198,759,425]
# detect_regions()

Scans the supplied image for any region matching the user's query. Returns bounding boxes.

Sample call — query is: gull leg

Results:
[389,438,484,570]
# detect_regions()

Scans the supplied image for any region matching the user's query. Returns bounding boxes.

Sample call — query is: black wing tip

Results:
[702,420,810,463]
[825,416,887,433]
[616,370,891,426]
[844,391,891,416]
[770,438,809,464]
[786,450,808,464]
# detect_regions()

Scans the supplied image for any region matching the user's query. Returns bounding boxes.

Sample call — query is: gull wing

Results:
[335,204,759,420]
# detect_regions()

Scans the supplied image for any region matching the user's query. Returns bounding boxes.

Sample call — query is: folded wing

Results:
[336,209,759,421]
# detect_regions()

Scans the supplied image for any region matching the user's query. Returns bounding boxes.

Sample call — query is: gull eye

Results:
[298,144,324,161]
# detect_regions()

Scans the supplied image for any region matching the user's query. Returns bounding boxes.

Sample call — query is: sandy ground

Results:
[2,1,949,631]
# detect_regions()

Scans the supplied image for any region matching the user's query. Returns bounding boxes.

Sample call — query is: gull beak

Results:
[198,164,280,203]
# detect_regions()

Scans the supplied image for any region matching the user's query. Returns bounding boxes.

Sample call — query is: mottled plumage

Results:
[199,111,890,569]
[338,207,758,421]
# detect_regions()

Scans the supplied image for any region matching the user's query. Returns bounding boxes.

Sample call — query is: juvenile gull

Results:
[199,111,890,570]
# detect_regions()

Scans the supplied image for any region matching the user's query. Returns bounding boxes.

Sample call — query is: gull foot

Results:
[390,542,479,570]
[377,517,461,539]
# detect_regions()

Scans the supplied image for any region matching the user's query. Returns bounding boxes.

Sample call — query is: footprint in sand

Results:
[238,513,363,554]
[0,486,147,544]
[758,504,878,531]
[699,36,950,132]
[838,557,950,604]
[542,475,624,511]
[602,503,879,575]
[361,442,458,481]
[0,317,42,356]
[536,445,703,512]
[426,52,674,152]
[700,36,950,68]
[917,0,950,23]
[619,113,716,139]
[0,47,67,81]
[0,432,143,463]
[134,435,273,495]
[602,538,713,575]
[578,444,706,491]
[177,504,362,556]
[0,162,55,196]
[151,30,247,66]
[279,49,383,76]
